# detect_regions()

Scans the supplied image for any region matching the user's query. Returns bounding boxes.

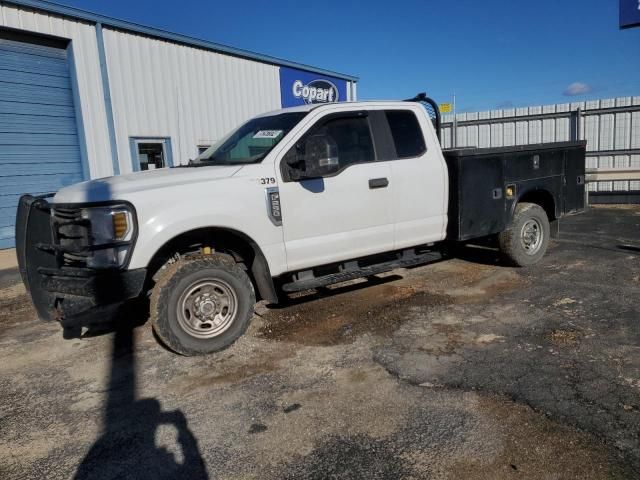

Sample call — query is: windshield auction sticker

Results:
[253,130,283,139]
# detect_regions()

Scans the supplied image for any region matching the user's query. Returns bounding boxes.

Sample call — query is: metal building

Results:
[0,0,357,248]
[440,97,640,202]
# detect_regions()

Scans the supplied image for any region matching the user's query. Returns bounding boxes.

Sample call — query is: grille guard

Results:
[15,194,145,324]
[15,194,58,321]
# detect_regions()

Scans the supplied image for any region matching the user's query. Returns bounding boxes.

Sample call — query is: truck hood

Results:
[53,165,243,204]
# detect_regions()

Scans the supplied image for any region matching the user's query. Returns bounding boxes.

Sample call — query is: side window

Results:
[284,115,374,179]
[385,110,426,159]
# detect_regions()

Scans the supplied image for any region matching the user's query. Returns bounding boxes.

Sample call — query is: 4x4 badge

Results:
[265,187,282,226]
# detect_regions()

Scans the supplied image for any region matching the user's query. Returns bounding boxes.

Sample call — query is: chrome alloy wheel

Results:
[520,218,543,255]
[176,279,238,339]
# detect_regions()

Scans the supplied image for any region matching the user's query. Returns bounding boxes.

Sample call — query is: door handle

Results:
[369,177,389,189]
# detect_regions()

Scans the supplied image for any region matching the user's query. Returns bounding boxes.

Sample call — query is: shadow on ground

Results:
[1,205,639,479]
[74,322,209,480]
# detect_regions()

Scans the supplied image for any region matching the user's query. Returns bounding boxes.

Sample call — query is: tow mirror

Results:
[299,134,339,179]
[285,145,303,167]
[284,145,304,181]
[318,156,339,169]
[284,133,340,181]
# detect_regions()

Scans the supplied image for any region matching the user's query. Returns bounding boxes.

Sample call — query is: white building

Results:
[0,0,358,248]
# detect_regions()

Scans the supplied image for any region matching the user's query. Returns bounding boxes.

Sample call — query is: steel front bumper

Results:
[15,194,146,326]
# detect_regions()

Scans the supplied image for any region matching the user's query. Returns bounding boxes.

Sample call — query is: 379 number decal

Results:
[260,177,276,185]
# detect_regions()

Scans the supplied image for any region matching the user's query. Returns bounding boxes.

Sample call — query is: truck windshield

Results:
[190,112,308,166]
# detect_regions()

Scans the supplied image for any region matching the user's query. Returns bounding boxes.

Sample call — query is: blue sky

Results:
[58,0,640,112]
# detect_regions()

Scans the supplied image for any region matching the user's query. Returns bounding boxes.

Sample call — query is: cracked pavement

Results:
[0,205,639,479]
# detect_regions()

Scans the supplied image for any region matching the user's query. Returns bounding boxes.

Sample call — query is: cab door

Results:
[382,108,448,248]
[276,111,394,272]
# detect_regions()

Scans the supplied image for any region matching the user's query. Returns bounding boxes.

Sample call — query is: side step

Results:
[281,249,442,293]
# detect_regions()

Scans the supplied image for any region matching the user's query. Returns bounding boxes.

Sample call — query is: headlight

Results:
[81,205,136,268]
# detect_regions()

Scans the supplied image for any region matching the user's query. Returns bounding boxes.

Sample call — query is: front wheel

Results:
[498,203,550,267]
[150,254,255,356]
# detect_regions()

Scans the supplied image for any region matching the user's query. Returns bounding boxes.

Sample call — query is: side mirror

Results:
[295,134,339,179]
[284,145,304,181]
[285,145,303,168]
[318,156,339,169]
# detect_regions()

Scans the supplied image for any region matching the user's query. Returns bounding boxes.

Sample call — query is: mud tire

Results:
[499,203,550,267]
[150,254,255,356]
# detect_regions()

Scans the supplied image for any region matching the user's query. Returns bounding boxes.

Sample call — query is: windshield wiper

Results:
[187,160,225,167]
[189,153,267,167]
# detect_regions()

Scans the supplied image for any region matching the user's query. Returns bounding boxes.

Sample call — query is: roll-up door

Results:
[0,34,84,248]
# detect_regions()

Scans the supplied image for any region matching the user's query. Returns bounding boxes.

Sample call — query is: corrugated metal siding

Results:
[103,28,282,172]
[442,96,640,192]
[1,2,356,182]
[0,37,84,248]
[0,2,113,178]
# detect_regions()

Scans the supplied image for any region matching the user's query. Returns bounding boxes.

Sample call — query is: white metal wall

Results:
[441,97,640,192]
[0,2,113,178]
[103,29,283,173]
[1,2,356,181]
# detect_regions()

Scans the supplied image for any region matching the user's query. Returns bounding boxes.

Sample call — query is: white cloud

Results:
[563,82,592,96]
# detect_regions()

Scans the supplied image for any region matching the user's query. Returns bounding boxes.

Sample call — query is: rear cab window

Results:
[385,110,427,158]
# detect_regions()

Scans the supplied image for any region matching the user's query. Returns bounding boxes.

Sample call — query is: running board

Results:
[281,250,442,293]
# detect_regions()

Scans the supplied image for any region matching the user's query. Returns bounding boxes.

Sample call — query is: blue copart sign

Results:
[620,0,640,29]
[279,67,348,108]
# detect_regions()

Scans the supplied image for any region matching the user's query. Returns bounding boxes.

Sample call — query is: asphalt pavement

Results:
[0,205,638,479]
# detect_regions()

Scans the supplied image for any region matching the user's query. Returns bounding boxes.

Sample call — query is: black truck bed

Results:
[443,141,586,242]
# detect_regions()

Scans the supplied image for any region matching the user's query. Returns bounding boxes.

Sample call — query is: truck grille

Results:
[51,207,90,267]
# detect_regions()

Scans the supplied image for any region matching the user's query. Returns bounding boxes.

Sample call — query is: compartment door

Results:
[563,147,586,214]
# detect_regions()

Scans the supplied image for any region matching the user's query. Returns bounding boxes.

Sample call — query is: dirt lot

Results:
[1,205,639,479]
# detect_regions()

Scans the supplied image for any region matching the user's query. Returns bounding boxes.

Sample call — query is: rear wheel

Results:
[150,254,255,355]
[498,202,550,267]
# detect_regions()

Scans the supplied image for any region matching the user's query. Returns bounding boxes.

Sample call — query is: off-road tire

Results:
[498,202,550,267]
[150,254,255,356]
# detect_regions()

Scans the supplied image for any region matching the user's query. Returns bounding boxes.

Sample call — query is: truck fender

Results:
[148,227,279,305]
[246,239,279,304]
[510,188,559,237]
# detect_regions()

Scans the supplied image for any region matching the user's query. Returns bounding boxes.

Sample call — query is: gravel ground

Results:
[0,205,638,479]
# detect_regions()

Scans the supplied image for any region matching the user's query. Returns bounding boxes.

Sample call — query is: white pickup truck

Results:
[16,95,586,355]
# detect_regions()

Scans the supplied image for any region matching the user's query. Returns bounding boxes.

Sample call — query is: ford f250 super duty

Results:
[16,95,586,355]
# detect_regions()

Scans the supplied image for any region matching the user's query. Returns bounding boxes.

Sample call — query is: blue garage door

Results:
[0,35,84,249]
